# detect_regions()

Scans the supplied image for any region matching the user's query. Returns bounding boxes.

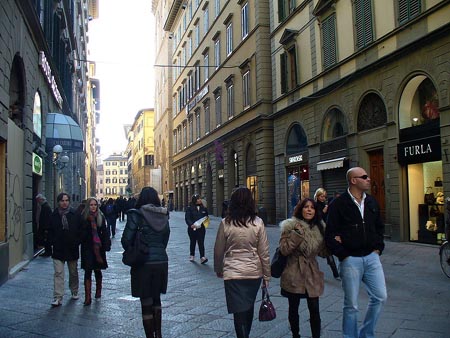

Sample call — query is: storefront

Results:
[398,134,444,245]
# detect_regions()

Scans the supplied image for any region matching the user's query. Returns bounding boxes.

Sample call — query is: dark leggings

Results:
[84,269,102,281]
[140,296,162,319]
[233,305,254,338]
[288,295,321,338]
[187,226,206,257]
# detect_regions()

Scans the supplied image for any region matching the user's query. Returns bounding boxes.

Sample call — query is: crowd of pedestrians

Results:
[33,165,387,338]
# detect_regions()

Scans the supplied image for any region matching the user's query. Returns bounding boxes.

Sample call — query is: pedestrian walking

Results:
[79,197,111,306]
[214,187,271,338]
[185,194,209,263]
[121,187,170,338]
[326,167,387,338]
[104,198,118,237]
[35,194,53,257]
[278,198,327,338]
[47,193,81,307]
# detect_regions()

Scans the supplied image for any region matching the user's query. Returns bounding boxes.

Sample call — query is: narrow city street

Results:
[0,212,448,338]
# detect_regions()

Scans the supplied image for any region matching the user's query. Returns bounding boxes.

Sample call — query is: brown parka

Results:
[279,217,327,297]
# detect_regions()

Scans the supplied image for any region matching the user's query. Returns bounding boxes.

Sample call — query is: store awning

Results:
[45,113,84,152]
[317,157,346,171]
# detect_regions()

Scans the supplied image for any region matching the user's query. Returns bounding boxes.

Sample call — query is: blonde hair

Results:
[314,188,327,201]
[81,197,104,225]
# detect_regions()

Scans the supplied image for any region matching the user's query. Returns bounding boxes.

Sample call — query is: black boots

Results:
[95,275,102,298]
[153,306,162,338]
[83,280,92,306]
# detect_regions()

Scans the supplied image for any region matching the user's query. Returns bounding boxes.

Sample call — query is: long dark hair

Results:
[225,187,256,227]
[293,198,325,236]
[135,187,161,209]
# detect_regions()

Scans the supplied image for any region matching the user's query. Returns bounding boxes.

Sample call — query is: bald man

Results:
[325,167,387,338]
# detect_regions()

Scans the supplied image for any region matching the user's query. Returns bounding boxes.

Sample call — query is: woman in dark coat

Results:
[121,187,170,338]
[185,194,209,263]
[47,193,81,307]
[80,197,111,305]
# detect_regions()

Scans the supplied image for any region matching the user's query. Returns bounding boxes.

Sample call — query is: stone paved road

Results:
[0,211,448,337]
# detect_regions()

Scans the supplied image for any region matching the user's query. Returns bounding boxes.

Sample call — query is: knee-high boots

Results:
[95,273,102,299]
[289,313,300,338]
[83,280,92,306]
[153,306,162,338]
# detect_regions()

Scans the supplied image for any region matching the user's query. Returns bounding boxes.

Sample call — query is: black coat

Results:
[185,204,208,228]
[48,208,81,261]
[37,202,52,245]
[325,191,385,261]
[80,215,111,270]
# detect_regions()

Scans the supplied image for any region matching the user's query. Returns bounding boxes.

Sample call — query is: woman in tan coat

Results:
[214,187,271,338]
[279,198,327,338]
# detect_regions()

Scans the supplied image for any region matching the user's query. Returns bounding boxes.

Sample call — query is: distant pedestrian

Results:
[121,187,170,338]
[214,187,271,338]
[35,194,53,257]
[79,197,111,306]
[47,193,81,307]
[104,198,118,237]
[326,167,387,338]
[278,198,327,338]
[185,194,209,263]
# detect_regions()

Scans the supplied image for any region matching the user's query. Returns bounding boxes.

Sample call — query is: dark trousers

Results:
[107,218,117,237]
[287,294,321,338]
[187,226,206,257]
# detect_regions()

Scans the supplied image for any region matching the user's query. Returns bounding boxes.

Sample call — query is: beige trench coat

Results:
[214,216,271,282]
[279,217,327,298]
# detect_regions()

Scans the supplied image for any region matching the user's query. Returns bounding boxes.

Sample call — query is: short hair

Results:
[56,193,70,202]
[313,188,327,201]
[293,198,321,224]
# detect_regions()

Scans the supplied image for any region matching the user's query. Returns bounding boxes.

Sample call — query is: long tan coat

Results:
[279,217,327,297]
[214,216,271,282]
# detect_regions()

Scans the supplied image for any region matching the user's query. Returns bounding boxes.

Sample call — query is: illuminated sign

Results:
[39,51,63,108]
[32,152,43,176]
[288,155,303,163]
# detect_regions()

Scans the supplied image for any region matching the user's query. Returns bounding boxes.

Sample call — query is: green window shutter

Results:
[355,0,373,49]
[398,0,421,24]
[322,14,337,69]
[278,0,285,22]
[280,52,287,94]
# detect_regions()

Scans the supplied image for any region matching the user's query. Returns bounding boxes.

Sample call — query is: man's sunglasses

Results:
[354,175,369,180]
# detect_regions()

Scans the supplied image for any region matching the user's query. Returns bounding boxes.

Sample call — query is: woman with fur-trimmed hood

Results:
[279,198,328,338]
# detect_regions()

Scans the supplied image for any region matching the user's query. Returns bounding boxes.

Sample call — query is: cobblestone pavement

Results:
[0,211,448,337]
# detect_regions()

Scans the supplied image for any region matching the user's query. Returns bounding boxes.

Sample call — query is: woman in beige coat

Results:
[279,198,327,338]
[214,187,271,338]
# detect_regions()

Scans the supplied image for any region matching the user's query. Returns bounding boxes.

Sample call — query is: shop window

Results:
[33,92,42,138]
[357,93,387,131]
[322,108,348,142]
[286,124,307,155]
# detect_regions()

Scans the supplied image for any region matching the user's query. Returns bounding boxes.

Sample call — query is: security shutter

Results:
[322,167,348,198]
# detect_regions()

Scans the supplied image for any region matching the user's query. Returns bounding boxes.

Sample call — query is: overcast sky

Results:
[88,0,155,160]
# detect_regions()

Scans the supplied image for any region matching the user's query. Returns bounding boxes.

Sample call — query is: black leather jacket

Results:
[121,205,170,263]
[325,191,385,261]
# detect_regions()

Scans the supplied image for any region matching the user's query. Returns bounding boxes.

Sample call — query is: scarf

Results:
[58,207,70,230]
[88,211,104,264]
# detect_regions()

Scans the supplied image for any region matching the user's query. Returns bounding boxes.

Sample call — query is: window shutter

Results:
[398,0,421,24]
[278,0,285,22]
[355,0,373,49]
[280,52,287,94]
[322,14,337,69]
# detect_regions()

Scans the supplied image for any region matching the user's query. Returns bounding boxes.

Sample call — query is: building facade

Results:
[270,0,450,244]
[162,0,275,219]
[0,0,94,285]
[103,153,128,199]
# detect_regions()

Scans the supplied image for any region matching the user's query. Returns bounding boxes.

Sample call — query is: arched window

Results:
[33,92,42,138]
[286,124,307,155]
[357,93,387,131]
[322,108,348,141]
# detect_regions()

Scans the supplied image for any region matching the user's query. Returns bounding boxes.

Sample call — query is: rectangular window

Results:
[241,2,249,39]
[215,0,221,18]
[183,122,187,148]
[194,23,200,48]
[278,0,296,22]
[188,36,192,59]
[215,94,222,127]
[195,111,201,140]
[173,130,177,153]
[178,128,182,151]
[280,46,298,94]
[214,39,221,69]
[144,155,154,166]
[227,84,234,119]
[355,0,374,49]
[204,53,209,82]
[226,23,233,56]
[203,7,209,35]
[195,62,201,91]
[205,103,210,134]
[322,14,337,69]
[243,71,250,108]
[188,115,193,144]
[398,0,421,24]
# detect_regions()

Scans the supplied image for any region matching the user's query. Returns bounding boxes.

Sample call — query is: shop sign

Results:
[187,85,209,113]
[287,153,308,165]
[32,152,43,176]
[397,136,441,165]
[39,51,63,108]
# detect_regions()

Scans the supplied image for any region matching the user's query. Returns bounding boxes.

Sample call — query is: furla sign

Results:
[397,136,441,165]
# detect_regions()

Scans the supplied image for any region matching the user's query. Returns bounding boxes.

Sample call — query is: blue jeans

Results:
[340,252,387,338]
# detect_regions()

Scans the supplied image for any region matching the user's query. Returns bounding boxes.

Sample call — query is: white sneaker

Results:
[189,255,195,261]
[71,292,79,300]
[51,299,62,307]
